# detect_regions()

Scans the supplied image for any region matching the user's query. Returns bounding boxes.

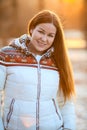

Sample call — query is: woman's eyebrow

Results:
[39,27,56,35]
[38,27,45,31]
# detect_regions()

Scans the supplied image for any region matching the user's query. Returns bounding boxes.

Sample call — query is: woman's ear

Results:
[30,29,33,35]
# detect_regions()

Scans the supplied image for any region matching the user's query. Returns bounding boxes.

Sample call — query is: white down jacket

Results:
[0,35,76,130]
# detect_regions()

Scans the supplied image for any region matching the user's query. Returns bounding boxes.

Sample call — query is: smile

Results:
[37,40,47,46]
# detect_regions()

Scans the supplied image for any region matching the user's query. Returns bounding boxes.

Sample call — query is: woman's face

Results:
[30,23,56,55]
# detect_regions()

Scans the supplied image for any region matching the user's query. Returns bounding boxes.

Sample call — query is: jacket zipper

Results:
[36,60,41,130]
[52,98,61,120]
[6,98,15,129]
[28,54,41,130]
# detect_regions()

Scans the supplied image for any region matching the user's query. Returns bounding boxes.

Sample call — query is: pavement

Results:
[69,49,87,130]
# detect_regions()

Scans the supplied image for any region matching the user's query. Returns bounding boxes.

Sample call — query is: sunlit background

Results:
[0,0,87,130]
[0,0,87,48]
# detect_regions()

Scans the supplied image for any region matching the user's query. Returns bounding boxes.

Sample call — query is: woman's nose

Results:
[42,35,47,41]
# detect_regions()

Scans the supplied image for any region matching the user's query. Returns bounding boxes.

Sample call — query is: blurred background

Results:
[0,0,87,129]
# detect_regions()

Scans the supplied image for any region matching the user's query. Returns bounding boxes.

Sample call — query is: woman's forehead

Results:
[35,23,57,33]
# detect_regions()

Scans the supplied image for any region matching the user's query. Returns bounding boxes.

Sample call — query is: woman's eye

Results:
[38,30,44,34]
[48,35,55,38]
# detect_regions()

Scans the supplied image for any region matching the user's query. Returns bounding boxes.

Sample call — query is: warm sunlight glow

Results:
[63,0,75,3]
[66,39,86,49]
[21,116,36,127]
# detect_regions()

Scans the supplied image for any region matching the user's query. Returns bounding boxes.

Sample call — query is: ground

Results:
[69,49,87,130]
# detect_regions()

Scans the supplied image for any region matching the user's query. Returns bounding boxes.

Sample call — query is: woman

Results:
[0,10,76,130]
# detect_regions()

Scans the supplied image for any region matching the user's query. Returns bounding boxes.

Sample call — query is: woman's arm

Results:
[0,65,6,130]
[58,92,76,130]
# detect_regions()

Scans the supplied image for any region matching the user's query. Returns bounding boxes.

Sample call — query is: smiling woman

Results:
[0,10,76,130]
[29,23,56,55]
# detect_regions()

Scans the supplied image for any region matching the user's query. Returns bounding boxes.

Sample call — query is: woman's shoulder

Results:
[0,34,30,62]
[0,45,17,62]
[0,45,16,55]
[0,45,15,52]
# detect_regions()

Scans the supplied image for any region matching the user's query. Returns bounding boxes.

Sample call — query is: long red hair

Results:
[28,10,76,101]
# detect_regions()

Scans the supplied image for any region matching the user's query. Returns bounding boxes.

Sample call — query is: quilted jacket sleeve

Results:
[58,92,76,130]
[0,64,6,130]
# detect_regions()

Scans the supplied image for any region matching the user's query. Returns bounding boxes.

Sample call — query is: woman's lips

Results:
[37,40,47,47]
